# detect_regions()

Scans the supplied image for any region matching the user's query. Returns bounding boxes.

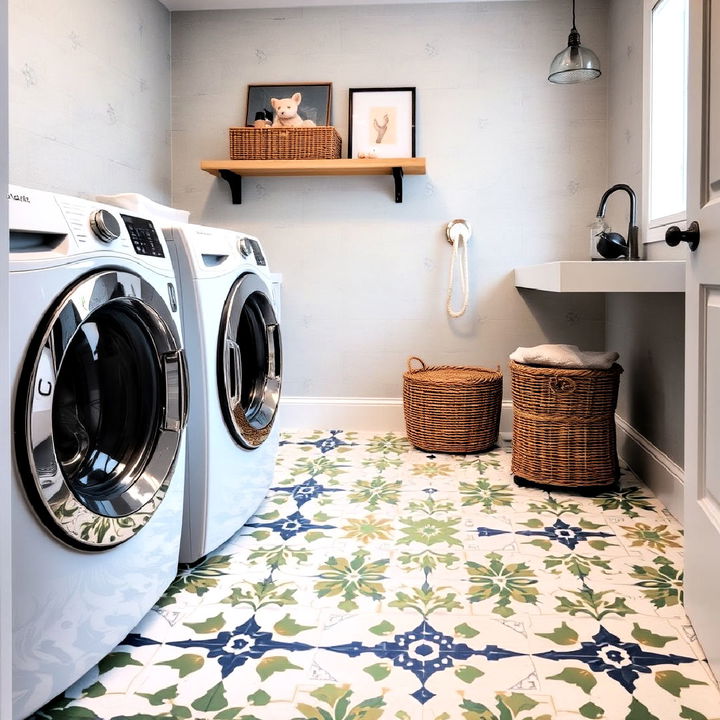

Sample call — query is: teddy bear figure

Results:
[270,93,317,127]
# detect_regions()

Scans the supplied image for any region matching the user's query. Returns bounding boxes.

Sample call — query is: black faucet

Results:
[596,184,640,261]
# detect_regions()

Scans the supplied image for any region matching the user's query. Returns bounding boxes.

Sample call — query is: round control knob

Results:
[89,209,121,244]
[237,236,251,258]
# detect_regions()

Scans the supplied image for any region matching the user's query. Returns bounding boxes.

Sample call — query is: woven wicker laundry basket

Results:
[403,357,502,453]
[510,360,623,490]
[229,126,341,160]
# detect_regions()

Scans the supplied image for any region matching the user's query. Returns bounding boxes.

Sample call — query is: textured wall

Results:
[9,0,171,201]
[0,0,11,713]
[606,0,685,465]
[172,0,609,398]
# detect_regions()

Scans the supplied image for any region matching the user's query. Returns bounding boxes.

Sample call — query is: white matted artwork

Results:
[348,87,416,159]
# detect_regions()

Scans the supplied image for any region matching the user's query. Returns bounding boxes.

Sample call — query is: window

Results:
[645,0,689,240]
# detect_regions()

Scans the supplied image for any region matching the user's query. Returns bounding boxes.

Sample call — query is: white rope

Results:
[446,230,469,318]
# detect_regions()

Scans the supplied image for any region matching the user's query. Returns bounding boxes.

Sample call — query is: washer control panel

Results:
[121,214,165,257]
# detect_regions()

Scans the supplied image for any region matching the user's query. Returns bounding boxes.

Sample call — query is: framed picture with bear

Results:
[245,83,332,127]
[348,87,416,159]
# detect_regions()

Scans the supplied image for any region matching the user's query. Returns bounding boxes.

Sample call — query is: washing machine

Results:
[9,186,188,719]
[162,222,282,563]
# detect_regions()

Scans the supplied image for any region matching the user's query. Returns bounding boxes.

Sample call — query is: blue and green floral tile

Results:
[531,546,623,585]
[311,610,535,712]
[486,512,631,563]
[33,430,720,720]
[581,579,692,628]
[613,519,684,563]
[528,616,720,719]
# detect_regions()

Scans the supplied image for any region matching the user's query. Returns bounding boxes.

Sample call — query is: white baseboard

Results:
[278,396,514,437]
[499,402,513,442]
[615,414,684,523]
[278,397,405,431]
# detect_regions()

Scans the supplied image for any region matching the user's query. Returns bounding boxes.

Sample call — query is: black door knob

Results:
[665,221,700,251]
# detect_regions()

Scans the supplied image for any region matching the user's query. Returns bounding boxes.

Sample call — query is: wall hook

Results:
[446,219,472,244]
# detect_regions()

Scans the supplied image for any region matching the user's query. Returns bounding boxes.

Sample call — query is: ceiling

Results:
[160,0,531,11]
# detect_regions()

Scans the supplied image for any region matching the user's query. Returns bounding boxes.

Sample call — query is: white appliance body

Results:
[9,187,188,719]
[164,224,282,563]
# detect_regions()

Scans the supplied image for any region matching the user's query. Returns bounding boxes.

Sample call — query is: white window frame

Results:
[642,0,689,244]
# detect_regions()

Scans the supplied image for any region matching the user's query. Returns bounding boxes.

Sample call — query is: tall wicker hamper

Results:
[403,357,502,453]
[510,360,623,490]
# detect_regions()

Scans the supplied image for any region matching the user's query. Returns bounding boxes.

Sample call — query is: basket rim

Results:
[229,125,340,131]
[404,365,502,381]
[508,359,623,376]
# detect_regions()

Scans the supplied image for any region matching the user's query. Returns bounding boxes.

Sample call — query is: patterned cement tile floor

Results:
[34,431,720,720]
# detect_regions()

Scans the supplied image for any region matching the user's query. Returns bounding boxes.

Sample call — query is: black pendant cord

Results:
[568,0,580,46]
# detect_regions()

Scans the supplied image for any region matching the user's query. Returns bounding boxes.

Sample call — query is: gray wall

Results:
[9,0,172,201]
[606,0,684,465]
[1,0,11,713]
[172,0,608,399]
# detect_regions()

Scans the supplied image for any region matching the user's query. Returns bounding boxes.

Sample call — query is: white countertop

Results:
[514,260,686,293]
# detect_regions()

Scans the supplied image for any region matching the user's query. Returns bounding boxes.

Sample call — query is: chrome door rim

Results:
[217,272,282,449]
[14,269,188,550]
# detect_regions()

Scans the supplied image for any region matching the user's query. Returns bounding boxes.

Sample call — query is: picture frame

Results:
[348,87,416,159]
[245,83,332,127]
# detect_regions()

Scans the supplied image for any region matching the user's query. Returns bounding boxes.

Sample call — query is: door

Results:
[683,0,720,679]
[217,272,282,449]
[14,269,188,550]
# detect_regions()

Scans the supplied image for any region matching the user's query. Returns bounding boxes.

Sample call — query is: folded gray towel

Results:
[510,344,619,370]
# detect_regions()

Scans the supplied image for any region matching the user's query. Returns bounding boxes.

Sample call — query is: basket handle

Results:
[468,365,502,374]
[549,376,576,395]
[407,356,427,372]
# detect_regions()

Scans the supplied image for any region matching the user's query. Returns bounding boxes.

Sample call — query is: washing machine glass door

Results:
[15,269,188,550]
[218,272,282,449]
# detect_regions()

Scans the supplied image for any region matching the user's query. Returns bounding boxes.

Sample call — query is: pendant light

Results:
[548,0,601,84]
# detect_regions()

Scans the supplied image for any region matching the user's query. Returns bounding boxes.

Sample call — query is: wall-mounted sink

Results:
[514,260,686,293]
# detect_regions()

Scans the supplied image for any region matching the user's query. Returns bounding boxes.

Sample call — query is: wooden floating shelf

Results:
[200,158,427,204]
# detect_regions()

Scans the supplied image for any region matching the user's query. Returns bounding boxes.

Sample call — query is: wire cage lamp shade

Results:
[548,0,601,84]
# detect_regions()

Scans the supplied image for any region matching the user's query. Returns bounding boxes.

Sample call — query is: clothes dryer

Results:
[163,223,282,563]
[9,187,188,718]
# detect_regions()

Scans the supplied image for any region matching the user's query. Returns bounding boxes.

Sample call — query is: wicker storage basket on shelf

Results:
[510,360,623,490]
[229,126,342,160]
[403,357,503,454]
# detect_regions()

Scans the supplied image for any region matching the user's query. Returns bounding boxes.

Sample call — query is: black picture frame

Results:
[348,87,416,159]
[245,83,332,127]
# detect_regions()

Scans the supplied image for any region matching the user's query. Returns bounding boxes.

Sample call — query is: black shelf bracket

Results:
[219,170,243,204]
[212,164,415,204]
[392,166,404,203]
